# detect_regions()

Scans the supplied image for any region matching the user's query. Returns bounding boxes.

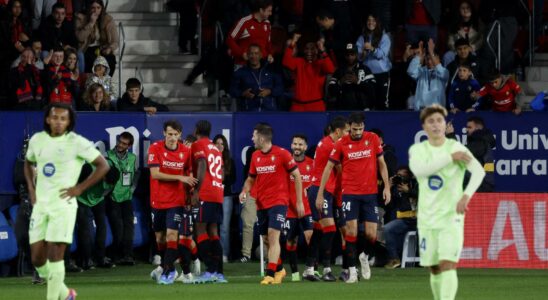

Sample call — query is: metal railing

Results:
[519,0,534,66]
[118,22,126,98]
[486,20,501,70]
[214,21,225,111]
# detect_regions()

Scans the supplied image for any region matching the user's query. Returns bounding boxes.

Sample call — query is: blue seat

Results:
[0,213,18,262]
[8,205,19,224]
[91,215,113,247]
[132,210,149,248]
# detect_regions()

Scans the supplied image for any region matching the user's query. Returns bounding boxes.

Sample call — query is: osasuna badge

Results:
[271,155,276,161]
[365,140,369,146]
[179,153,183,159]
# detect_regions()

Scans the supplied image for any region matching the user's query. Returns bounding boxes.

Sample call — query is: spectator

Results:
[213,134,236,262]
[79,82,111,111]
[11,39,44,70]
[166,0,198,54]
[471,70,522,115]
[39,2,84,73]
[8,47,43,110]
[328,43,376,110]
[405,0,441,44]
[117,77,168,114]
[447,63,481,114]
[30,0,55,29]
[313,6,354,66]
[44,47,76,105]
[356,14,392,110]
[106,132,138,265]
[239,145,256,263]
[229,44,284,111]
[226,0,273,69]
[443,1,483,66]
[282,33,335,111]
[446,38,478,84]
[64,46,84,102]
[407,39,449,110]
[383,166,418,269]
[76,0,118,76]
[85,55,117,102]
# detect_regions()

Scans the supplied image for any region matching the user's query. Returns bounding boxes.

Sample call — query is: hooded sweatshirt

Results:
[85,55,117,101]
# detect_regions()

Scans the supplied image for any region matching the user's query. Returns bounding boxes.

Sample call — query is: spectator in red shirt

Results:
[147,120,197,284]
[239,123,304,285]
[317,112,391,283]
[282,33,335,111]
[471,70,522,115]
[226,0,273,68]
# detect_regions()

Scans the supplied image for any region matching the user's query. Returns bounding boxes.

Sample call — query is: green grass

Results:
[1,263,547,300]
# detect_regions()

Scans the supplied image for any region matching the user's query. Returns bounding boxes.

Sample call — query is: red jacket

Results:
[226,14,272,65]
[476,77,521,112]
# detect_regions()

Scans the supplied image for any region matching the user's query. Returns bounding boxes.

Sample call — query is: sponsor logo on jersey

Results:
[347,149,372,159]
[43,163,56,177]
[428,175,444,190]
[162,160,185,169]
[256,165,276,174]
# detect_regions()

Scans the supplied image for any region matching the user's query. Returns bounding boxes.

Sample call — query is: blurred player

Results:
[24,103,110,300]
[409,104,485,300]
[239,123,304,285]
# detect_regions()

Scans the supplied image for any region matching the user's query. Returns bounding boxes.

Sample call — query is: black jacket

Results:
[117,93,169,112]
[39,16,78,50]
[328,63,376,110]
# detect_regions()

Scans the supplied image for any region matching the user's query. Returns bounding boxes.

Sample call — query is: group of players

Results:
[26,102,485,299]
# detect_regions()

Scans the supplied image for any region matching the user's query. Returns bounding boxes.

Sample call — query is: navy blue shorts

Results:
[197,201,223,224]
[257,205,287,235]
[307,185,335,221]
[342,194,379,223]
[151,207,184,232]
[284,215,314,241]
[334,206,346,228]
[179,207,198,237]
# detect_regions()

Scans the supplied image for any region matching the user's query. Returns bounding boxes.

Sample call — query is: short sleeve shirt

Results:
[288,156,313,218]
[191,137,224,203]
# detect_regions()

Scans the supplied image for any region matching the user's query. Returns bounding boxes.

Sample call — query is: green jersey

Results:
[409,138,484,229]
[106,149,137,203]
[26,131,101,206]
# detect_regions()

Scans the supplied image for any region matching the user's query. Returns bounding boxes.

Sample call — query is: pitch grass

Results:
[1,263,547,300]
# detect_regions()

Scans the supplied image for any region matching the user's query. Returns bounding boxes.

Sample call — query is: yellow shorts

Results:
[418,223,464,267]
[29,200,77,244]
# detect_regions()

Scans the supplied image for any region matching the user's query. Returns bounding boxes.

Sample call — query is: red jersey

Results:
[191,137,224,203]
[148,141,191,209]
[329,132,383,195]
[288,156,313,218]
[226,14,272,65]
[249,145,297,210]
[477,78,521,112]
[311,136,338,193]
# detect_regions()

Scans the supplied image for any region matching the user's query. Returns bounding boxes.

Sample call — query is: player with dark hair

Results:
[240,123,304,285]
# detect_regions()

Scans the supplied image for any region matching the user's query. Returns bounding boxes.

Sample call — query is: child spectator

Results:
[446,38,478,84]
[80,82,112,111]
[328,43,376,110]
[471,70,522,115]
[44,46,76,105]
[407,39,449,110]
[447,63,481,113]
[85,55,117,102]
[282,33,335,111]
[117,77,168,114]
[8,47,43,110]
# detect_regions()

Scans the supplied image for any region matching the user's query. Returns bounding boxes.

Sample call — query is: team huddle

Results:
[26,103,484,299]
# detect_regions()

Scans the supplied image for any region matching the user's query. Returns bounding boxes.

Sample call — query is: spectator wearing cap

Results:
[328,43,376,110]
[446,38,479,84]
[356,14,392,110]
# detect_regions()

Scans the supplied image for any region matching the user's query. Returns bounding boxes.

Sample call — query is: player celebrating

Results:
[239,123,304,285]
[306,116,348,281]
[318,112,391,283]
[190,120,227,283]
[285,134,314,281]
[409,104,485,300]
[148,120,197,284]
[24,103,110,300]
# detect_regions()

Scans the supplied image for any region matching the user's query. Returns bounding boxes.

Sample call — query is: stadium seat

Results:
[8,205,19,224]
[133,210,149,248]
[91,216,114,247]
[0,213,18,262]
[401,230,420,268]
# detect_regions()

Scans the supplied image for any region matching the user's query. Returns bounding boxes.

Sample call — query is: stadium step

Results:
[124,25,177,41]
[120,68,203,84]
[142,83,208,98]
[112,13,178,26]
[124,40,180,55]
[107,0,166,13]
[518,81,547,95]
[525,66,548,81]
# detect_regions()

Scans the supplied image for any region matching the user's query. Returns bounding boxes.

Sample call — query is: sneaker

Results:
[384,259,401,269]
[65,288,77,300]
[345,271,358,283]
[191,258,201,276]
[150,266,163,283]
[222,255,228,263]
[338,270,349,282]
[152,254,162,266]
[159,270,178,285]
[291,272,301,282]
[260,276,276,285]
[97,257,115,268]
[273,268,286,283]
[117,256,135,266]
[321,272,337,282]
[358,253,371,280]
[67,261,84,272]
[213,273,228,283]
[32,271,45,285]
[239,256,250,263]
[176,272,194,284]
[193,271,216,284]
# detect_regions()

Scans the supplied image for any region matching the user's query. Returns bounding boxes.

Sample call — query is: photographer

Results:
[383,166,418,269]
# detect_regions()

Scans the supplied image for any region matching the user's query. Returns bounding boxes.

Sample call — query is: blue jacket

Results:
[407,56,449,110]
[447,78,481,111]
[229,63,284,111]
[356,32,392,74]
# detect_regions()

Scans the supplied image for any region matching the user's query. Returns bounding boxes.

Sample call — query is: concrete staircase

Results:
[520,53,548,110]
[109,0,216,111]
